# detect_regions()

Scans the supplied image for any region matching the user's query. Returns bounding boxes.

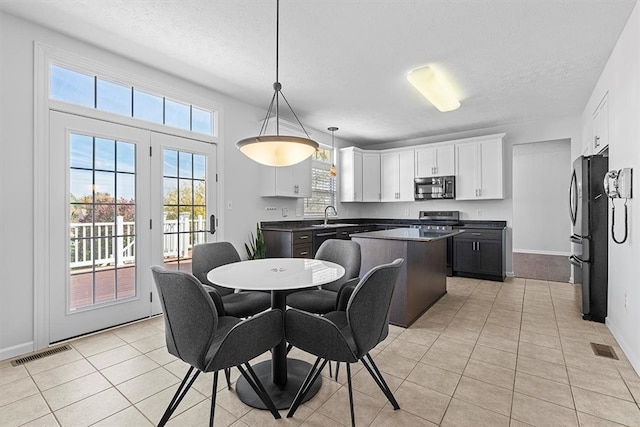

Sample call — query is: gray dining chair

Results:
[151,266,282,426]
[286,239,361,314]
[284,258,404,427]
[192,241,271,318]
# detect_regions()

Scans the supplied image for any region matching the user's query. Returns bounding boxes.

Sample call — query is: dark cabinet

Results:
[263,229,313,259]
[453,228,505,281]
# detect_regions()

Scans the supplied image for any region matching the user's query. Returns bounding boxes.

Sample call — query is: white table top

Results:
[206,258,346,291]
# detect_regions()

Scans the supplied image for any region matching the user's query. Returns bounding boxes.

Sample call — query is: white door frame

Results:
[33,43,225,350]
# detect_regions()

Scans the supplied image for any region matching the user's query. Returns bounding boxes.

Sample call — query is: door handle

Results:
[209,214,216,235]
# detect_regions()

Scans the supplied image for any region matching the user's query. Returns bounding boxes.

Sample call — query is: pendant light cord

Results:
[258,0,312,140]
[275,0,279,135]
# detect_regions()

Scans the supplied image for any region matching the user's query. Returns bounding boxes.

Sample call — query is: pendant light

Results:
[328,126,338,177]
[236,0,319,167]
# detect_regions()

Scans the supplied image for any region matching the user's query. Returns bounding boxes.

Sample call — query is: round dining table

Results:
[207,257,345,409]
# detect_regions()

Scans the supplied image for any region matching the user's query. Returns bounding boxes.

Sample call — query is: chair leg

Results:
[329,361,332,377]
[286,357,328,419]
[209,371,218,427]
[286,342,293,354]
[158,366,200,427]
[362,353,400,410]
[236,363,281,420]
[224,368,231,390]
[335,362,340,381]
[346,363,355,427]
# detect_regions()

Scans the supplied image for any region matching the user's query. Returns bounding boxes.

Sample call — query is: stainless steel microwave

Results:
[414,176,455,200]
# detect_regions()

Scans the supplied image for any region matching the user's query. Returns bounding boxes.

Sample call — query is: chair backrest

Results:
[315,239,361,292]
[192,242,241,296]
[151,266,218,370]
[346,258,403,357]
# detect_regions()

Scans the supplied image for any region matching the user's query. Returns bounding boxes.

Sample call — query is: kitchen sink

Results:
[310,223,358,228]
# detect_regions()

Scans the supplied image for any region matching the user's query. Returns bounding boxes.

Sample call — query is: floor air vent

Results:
[10,344,72,367]
[590,342,618,360]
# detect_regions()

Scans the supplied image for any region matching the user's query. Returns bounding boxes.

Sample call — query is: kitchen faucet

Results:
[324,205,337,225]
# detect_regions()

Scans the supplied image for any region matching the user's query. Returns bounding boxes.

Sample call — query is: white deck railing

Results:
[70,214,206,269]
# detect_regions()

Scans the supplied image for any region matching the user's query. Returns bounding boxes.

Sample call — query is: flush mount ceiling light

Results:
[236,0,319,167]
[407,66,461,112]
[328,126,338,177]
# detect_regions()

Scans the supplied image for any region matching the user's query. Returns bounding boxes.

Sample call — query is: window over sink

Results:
[304,145,336,216]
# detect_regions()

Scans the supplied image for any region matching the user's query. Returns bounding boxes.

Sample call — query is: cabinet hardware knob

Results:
[299,235,309,239]
[300,251,308,256]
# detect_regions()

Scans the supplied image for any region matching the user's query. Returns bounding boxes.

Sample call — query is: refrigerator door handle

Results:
[570,234,582,244]
[569,255,588,267]
[569,169,578,226]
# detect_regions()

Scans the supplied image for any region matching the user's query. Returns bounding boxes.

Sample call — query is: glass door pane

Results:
[69,135,137,311]
[162,149,208,273]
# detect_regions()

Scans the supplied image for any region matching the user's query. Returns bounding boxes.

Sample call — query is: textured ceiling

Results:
[0,0,636,145]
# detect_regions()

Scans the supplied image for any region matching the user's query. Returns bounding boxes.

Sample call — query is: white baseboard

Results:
[0,341,34,362]
[506,271,515,277]
[512,249,571,256]
[606,317,640,376]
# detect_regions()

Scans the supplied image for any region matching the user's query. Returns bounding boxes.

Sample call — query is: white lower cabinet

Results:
[455,136,504,200]
[381,149,414,202]
[260,157,311,197]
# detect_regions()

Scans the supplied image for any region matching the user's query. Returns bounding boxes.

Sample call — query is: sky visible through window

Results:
[69,134,136,203]
[50,64,214,135]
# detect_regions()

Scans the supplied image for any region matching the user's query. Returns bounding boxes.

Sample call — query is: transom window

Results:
[304,146,336,216]
[50,64,214,135]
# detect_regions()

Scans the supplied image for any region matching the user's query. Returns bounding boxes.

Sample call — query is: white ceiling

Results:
[0,0,636,145]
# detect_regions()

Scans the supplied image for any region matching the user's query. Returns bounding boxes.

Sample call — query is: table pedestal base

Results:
[236,358,322,410]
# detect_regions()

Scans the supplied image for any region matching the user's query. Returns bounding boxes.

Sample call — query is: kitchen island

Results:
[352,228,461,327]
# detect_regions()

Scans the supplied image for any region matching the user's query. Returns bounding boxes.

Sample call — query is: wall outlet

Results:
[295,208,301,217]
[226,200,232,210]
[476,209,482,217]
[282,208,288,217]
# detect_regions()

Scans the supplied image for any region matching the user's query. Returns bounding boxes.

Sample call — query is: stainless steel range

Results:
[416,211,460,275]
[417,211,460,230]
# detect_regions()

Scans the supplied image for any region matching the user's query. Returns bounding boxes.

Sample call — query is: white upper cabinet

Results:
[455,135,504,200]
[260,157,311,198]
[362,152,381,202]
[339,147,363,202]
[415,144,455,177]
[381,149,414,202]
[340,148,380,202]
[592,92,609,154]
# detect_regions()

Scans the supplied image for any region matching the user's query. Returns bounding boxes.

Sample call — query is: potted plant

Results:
[245,223,266,260]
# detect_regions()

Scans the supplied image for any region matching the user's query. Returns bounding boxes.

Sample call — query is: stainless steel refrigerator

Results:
[569,155,608,322]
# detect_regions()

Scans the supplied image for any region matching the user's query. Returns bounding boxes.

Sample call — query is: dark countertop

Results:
[351,228,462,242]
[260,218,506,232]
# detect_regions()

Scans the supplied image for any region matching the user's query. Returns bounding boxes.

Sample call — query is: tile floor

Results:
[2,277,640,426]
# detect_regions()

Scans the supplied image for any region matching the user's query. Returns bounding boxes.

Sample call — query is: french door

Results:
[149,132,218,314]
[49,111,217,342]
